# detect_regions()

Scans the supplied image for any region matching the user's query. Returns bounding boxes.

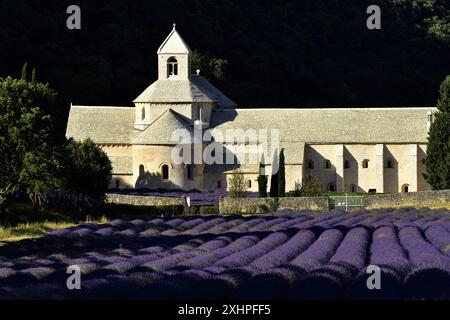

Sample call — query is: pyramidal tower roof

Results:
[133,109,193,145]
[157,24,192,54]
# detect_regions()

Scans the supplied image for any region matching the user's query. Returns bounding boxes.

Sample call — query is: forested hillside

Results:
[0,0,449,132]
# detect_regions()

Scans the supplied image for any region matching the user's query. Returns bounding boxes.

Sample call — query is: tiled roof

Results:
[66,104,435,167]
[211,107,436,164]
[133,75,236,108]
[157,26,192,54]
[133,109,194,145]
[65,106,137,145]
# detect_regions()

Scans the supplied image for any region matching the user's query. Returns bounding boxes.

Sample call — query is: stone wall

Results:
[106,190,450,214]
[278,197,330,211]
[363,189,450,209]
[105,193,183,206]
[219,196,329,215]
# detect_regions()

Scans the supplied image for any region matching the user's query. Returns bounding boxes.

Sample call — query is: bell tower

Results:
[157,24,192,80]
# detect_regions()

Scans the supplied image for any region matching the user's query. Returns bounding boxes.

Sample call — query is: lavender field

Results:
[0,208,449,300]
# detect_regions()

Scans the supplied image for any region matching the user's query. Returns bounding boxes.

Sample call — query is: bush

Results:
[228,170,247,198]
[268,198,280,212]
[287,181,302,197]
[301,175,322,197]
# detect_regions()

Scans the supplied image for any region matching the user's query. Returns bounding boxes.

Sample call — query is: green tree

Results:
[228,170,247,198]
[0,76,59,215]
[63,138,112,206]
[191,50,228,81]
[21,62,28,80]
[424,75,450,189]
[278,149,286,197]
[257,155,268,197]
[31,68,37,83]
[269,151,279,198]
[20,149,61,210]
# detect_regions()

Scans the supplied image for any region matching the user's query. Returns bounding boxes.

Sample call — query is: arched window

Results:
[324,160,331,169]
[344,160,350,169]
[161,164,169,180]
[139,164,145,177]
[217,180,222,189]
[167,57,178,77]
[386,159,394,169]
[402,184,409,193]
[362,159,369,169]
[187,165,193,180]
[307,159,314,169]
[350,184,357,192]
[141,107,145,121]
[247,179,252,189]
[327,183,336,192]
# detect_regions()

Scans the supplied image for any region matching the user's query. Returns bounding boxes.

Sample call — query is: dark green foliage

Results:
[0,76,59,213]
[437,75,450,113]
[424,75,450,190]
[269,151,279,198]
[31,68,36,83]
[278,149,286,197]
[63,138,112,204]
[257,155,268,197]
[191,50,228,81]
[20,63,27,80]
[268,198,279,212]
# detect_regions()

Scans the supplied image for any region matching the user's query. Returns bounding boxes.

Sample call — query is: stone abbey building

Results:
[66,25,436,193]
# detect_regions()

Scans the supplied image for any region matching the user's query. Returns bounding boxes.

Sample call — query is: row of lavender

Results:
[0,208,449,299]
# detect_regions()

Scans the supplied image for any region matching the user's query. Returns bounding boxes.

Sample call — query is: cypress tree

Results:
[31,68,37,83]
[424,75,450,190]
[257,154,268,197]
[21,62,28,80]
[269,150,279,197]
[278,148,285,197]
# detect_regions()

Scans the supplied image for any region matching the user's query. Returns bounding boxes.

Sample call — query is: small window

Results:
[386,159,394,169]
[362,160,369,169]
[167,57,178,77]
[141,107,145,121]
[307,160,314,169]
[161,164,169,180]
[139,164,145,177]
[217,180,222,189]
[402,184,409,193]
[327,183,335,192]
[324,160,331,169]
[247,179,252,189]
[350,184,357,192]
[115,179,120,189]
[187,165,193,180]
[344,160,350,169]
